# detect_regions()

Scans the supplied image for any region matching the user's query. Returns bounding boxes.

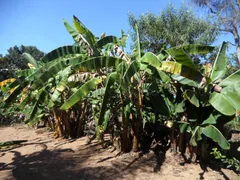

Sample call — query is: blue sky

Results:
[0,0,235,55]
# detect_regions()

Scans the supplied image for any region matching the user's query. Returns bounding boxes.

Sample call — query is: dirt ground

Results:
[0,124,239,180]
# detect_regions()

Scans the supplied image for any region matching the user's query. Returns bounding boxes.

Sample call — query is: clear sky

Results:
[0,0,235,55]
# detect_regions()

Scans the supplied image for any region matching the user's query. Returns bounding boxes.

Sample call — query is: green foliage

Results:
[0,140,28,149]
[192,0,240,64]
[4,45,44,70]
[2,15,240,162]
[211,148,240,173]
[128,4,219,53]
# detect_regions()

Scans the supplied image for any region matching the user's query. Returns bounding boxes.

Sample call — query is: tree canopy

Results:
[128,4,219,54]
[0,45,44,82]
[191,0,240,64]
[4,45,44,70]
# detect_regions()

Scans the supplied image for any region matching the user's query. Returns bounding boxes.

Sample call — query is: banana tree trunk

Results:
[132,84,143,152]
[62,110,72,138]
[53,108,63,137]
[170,123,178,154]
[120,92,130,153]
[77,100,88,137]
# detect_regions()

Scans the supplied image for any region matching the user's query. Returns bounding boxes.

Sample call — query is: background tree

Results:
[4,45,44,70]
[128,4,219,54]
[191,0,240,64]
[0,45,44,82]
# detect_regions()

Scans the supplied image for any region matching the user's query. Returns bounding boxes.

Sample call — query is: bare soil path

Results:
[0,124,239,180]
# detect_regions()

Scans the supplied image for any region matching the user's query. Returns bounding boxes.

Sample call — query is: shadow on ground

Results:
[0,141,167,180]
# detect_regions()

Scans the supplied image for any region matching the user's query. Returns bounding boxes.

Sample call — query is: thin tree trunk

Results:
[237,46,240,64]
[132,84,143,152]
[120,92,130,153]
[53,108,63,137]
[62,110,72,138]
[77,100,88,137]
[232,25,240,64]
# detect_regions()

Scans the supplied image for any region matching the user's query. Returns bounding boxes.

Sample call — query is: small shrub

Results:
[211,148,240,173]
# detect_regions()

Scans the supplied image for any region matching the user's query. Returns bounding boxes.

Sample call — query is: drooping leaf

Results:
[202,125,230,150]
[161,61,182,74]
[0,140,28,148]
[95,36,118,49]
[171,74,198,88]
[3,85,21,103]
[221,91,240,111]
[165,46,197,70]
[30,61,69,90]
[91,88,105,98]
[201,113,217,125]
[121,60,140,90]
[63,20,93,55]
[219,69,240,87]
[73,15,96,47]
[156,69,171,83]
[103,109,111,130]
[51,77,68,103]
[209,92,237,116]
[98,72,119,126]
[141,52,161,67]
[16,69,36,77]
[161,61,202,82]
[175,102,185,114]
[221,82,240,97]
[210,42,227,82]
[184,90,199,107]
[134,24,141,60]
[146,93,172,116]
[41,46,85,62]
[24,86,48,124]
[190,126,202,146]
[60,77,102,110]
[72,56,123,72]
[30,56,87,90]
[0,78,16,87]
[181,44,215,55]
[178,122,190,133]
[22,53,39,68]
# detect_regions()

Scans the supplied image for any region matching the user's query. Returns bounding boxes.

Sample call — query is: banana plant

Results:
[61,23,174,152]
[163,42,240,157]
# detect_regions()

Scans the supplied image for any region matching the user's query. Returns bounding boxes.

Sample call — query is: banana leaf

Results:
[141,52,161,67]
[184,90,199,107]
[171,74,199,88]
[63,19,93,54]
[41,46,85,62]
[30,56,87,90]
[209,92,237,116]
[133,24,141,60]
[0,140,28,148]
[60,77,102,110]
[165,46,197,70]
[16,69,36,77]
[121,60,140,91]
[180,44,215,55]
[95,36,118,49]
[22,53,39,68]
[72,56,123,72]
[98,72,119,126]
[190,126,202,146]
[202,125,230,150]
[73,15,96,47]
[219,69,240,87]
[0,78,16,87]
[210,42,227,82]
